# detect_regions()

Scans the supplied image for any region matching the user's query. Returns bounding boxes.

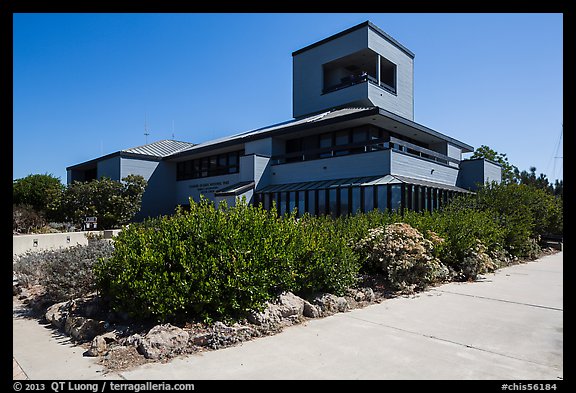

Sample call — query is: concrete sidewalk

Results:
[13,252,563,380]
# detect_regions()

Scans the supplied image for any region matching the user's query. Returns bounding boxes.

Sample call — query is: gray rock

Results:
[360,287,375,302]
[247,302,282,328]
[85,335,107,357]
[312,293,349,315]
[124,333,142,347]
[85,332,117,357]
[302,300,321,318]
[65,316,106,342]
[277,292,305,318]
[137,324,189,360]
[45,300,74,329]
[191,332,212,347]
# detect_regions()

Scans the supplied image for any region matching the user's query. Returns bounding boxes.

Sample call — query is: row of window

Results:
[280,124,428,164]
[176,150,244,181]
[254,184,461,217]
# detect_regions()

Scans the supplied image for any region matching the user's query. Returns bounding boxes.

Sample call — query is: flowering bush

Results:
[355,223,448,292]
[457,239,497,281]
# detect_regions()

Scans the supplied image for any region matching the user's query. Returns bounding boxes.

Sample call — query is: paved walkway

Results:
[13,252,563,380]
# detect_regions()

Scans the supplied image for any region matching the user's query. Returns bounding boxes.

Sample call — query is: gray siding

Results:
[131,160,177,219]
[390,150,459,186]
[240,154,272,193]
[484,160,502,184]
[367,29,414,120]
[245,138,272,156]
[293,24,414,120]
[175,173,240,206]
[293,27,368,118]
[120,157,158,181]
[97,156,120,180]
[457,159,502,190]
[270,150,391,184]
[447,144,462,168]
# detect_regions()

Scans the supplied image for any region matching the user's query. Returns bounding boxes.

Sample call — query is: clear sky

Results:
[13,13,563,184]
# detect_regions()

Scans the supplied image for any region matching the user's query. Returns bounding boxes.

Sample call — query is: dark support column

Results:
[400,183,406,215]
[406,184,412,212]
[386,184,392,212]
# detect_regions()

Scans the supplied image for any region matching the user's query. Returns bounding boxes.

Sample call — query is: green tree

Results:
[58,175,147,229]
[553,179,563,198]
[514,166,554,194]
[13,173,64,220]
[470,145,518,184]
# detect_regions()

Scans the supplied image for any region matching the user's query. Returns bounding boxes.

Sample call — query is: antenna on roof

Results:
[144,113,150,144]
[172,120,175,140]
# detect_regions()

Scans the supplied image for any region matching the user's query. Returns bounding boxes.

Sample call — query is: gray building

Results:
[67,21,501,219]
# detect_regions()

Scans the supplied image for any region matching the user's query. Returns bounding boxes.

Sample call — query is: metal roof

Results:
[214,181,255,196]
[122,139,196,158]
[167,105,473,160]
[292,21,415,59]
[256,174,472,194]
[167,107,377,159]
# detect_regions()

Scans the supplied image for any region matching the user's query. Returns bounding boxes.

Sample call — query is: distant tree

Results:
[13,173,64,220]
[514,166,554,194]
[470,145,518,184]
[553,179,563,198]
[58,175,147,229]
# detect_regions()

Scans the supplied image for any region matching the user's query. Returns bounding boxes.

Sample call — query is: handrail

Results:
[389,136,460,165]
[271,137,459,166]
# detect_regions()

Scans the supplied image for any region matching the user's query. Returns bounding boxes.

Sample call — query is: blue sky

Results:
[13,13,563,184]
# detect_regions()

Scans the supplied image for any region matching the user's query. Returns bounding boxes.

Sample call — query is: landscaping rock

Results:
[85,332,117,357]
[302,300,321,318]
[346,287,375,303]
[45,300,74,329]
[65,316,106,342]
[277,292,305,318]
[247,302,282,329]
[312,293,349,315]
[85,335,107,357]
[137,324,189,360]
[191,332,212,347]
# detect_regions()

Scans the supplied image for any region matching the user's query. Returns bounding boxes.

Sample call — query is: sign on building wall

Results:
[84,216,97,230]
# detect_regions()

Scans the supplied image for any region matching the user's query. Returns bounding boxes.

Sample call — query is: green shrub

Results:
[57,175,147,229]
[354,222,448,292]
[13,204,46,234]
[13,239,114,302]
[469,182,563,257]
[13,173,64,221]
[95,198,360,323]
[291,214,360,295]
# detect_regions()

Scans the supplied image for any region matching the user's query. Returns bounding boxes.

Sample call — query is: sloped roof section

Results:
[256,174,472,194]
[168,107,375,158]
[123,139,196,158]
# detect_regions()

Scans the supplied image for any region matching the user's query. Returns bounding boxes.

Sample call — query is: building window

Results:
[351,187,361,214]
[334,130,350,156]
[297,191,306,217]
[322,48,396,94]
[319,133,333,158]
[379,56,397,93]
[329,188,338,217]
[318,189,327,215]
[176,150,244,181]
[363,186,374,212]
[307,190,316,216]
[391,185,402,212]
[289,191,297,215]
[377,185,388,212]
[340,188,349,216]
